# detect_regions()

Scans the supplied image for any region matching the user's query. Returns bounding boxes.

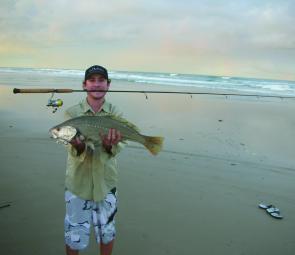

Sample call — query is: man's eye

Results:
[89,78,105,83]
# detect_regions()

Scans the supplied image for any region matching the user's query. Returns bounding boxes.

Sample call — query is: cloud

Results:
[0,0,294,79]
[1,0,294,49]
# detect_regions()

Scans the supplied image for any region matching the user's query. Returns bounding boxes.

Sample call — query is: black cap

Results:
[84,65,109,81]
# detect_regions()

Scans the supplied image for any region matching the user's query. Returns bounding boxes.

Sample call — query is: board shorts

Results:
[64,188,117,250]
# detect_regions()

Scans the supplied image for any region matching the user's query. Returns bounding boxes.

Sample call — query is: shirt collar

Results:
[81,98,111,114]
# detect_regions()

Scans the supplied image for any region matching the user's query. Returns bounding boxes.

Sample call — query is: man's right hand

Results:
[70,136,86,156]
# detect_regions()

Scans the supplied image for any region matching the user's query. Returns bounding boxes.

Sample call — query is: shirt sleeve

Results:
[64,109,73,120]
[109,140,127,156]
[63,107,89,159]
[65,143,88,161]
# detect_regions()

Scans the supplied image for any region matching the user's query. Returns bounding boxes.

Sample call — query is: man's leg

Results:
[94,189,118,255]
[100,240,114,255]
[66,244,79,255]
[64,191,92,254]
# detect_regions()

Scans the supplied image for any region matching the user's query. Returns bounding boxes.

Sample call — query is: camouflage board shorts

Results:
[64,189,117,250]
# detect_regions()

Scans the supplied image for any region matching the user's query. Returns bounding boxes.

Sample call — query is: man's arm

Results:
[69,136,86,156]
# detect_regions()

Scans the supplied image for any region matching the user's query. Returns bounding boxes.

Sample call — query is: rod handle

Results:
[13,88,73,94]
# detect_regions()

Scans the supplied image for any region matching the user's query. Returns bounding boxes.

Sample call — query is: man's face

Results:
[83,74,110,100]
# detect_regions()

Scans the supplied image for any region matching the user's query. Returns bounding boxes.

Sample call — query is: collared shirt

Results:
[64,98,125,202]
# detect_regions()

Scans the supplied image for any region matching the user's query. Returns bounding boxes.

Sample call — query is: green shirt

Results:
[64,98,125,202]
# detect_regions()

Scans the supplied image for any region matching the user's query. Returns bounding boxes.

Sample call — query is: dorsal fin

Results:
[105,114,140,132]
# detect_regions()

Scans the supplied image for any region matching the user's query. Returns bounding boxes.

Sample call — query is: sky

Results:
[0,0,294,80]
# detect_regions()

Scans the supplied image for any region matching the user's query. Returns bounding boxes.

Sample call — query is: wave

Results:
[1,67,295,96]
[0,67,83,77]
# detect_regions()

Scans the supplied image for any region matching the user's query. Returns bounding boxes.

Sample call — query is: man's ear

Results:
[82,81,86,89]
[107,79,111,88]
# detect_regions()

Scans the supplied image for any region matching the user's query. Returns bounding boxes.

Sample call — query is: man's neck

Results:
[86,97,105,113]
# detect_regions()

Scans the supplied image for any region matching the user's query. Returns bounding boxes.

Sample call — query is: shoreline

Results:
[1,66,295,99]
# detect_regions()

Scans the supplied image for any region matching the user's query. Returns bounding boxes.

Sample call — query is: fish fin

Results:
[107,114,140,132]
[85,140,95,151]
[143,136,164,155]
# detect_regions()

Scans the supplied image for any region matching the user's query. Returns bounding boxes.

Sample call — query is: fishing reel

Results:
[47,93,63,113]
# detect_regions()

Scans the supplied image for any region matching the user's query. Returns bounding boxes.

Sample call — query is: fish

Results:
[49,115,164,155]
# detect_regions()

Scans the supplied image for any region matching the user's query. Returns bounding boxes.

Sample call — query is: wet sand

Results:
[0,77,295,255]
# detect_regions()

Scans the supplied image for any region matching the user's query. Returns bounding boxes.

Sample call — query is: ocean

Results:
[0,67,295,97]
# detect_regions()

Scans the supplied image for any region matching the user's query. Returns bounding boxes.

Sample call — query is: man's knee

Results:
[100,223,116,244]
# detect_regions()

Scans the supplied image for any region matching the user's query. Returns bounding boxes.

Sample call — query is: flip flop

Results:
[266,207,280,214]
[258,203,284,219]
[258,203,273,209]
[266,206,283,219]
[267,211,283,219]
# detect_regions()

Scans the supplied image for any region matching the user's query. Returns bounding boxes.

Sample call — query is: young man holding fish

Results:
[50,65,163,255]
[63,65,122,255]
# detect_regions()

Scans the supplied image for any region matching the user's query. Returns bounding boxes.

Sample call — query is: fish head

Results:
[49,125,77,144]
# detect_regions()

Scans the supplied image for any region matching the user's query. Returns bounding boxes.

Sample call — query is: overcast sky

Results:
[0,0,294,80]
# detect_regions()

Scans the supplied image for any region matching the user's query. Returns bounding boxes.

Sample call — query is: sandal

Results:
[258,203,283,219]
[258,203,273,209]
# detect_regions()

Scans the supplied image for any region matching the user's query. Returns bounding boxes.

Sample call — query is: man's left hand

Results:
[100,128,122,153]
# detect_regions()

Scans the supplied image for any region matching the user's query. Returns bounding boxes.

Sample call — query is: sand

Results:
[0,77,295,255]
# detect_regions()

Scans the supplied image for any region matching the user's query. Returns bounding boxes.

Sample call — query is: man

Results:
[64,65,124,255]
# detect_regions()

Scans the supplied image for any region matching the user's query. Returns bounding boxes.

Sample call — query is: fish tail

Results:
[143,136,164,155]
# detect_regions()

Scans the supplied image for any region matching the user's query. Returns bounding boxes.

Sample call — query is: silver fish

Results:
[50,115,164,155]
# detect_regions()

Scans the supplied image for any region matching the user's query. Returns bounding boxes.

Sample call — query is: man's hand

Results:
[100,128,122,154]
[70,135,86,156]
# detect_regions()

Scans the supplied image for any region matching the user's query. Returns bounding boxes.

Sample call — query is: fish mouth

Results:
[49,128,58,139]
[49,129,69,145]
[49,126,77,144]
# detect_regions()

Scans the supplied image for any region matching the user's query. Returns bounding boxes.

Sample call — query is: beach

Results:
[0,73,295,255]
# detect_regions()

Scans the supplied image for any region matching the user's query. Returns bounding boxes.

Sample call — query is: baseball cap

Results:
[84,65,109,81]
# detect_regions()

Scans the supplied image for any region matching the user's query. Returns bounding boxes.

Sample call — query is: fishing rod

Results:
[13,88,295,98]
[13,87,295,113]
